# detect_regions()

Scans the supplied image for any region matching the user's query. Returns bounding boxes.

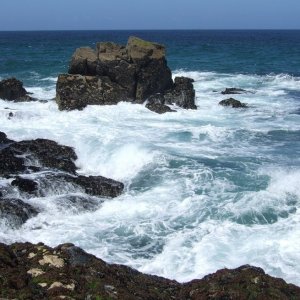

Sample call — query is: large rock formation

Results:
[0,78,34,101]
[56,36,196,112]
[0,242,299,299]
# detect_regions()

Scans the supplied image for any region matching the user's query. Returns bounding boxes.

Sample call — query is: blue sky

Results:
[0,0,299,30]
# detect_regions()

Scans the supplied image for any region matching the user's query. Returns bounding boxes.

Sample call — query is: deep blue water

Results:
[0,30,300,83]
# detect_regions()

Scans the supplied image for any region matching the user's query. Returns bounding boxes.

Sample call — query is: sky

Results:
[0,0,299,31]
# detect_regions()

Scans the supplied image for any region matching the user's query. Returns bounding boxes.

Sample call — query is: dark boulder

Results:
[0,198,38,228]
[0,137,77,177]
[0,131,13,145]
[0,147,26,177]
[10,138,78,174]
[219,98,247,108]
[165,77,197,109]
[71,175,124,198]
[56,36,194,113]
[11,176,38,194]
[0,78,34,101]
[146,94,175,114]
[221,88,248,95]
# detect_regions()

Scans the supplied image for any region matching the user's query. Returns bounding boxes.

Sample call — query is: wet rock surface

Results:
[0,131,124,225]
[0,242,299,299]
[56,36,196,112]
[221,88,248,95]
[0,198,38,228]
[219,97,248,108]
[0,78,34,101]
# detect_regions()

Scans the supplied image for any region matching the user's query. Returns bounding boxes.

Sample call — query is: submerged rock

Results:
[164,76,197,109]
[72,175,124,198]
[0,242,299,299]
[0,78,34,101]
[0,198,38,228]
[11,176,38,194]
[146,93,175,114]
[221,87,248,95]
[56,36,196,112]
[219,97,247,108]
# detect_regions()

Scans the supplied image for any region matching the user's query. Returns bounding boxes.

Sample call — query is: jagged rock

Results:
[0,242,299,299]
[71,175,124,198]
[0,137,77,177]
[221,88,248,95]
[219,98,247,108]
[0,198,38,227]
[56,74,131,110]
[68,47,98,76]
[146,94,175,114]
[11,176,38,194]
[56,36,195,112]
[9,138,78,174]
[165,77,197,109]
[0,147,26,177]
[0,78,34,101]
[0,131,13,145]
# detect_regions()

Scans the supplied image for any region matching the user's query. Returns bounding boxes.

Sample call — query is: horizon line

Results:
[1,28,300,32]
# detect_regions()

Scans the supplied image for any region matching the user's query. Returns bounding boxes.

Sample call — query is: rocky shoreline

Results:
[1,242,299,300]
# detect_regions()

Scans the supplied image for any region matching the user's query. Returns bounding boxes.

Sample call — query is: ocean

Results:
[1,30,300,285]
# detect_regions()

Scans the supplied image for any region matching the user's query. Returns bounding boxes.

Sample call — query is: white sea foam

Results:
[1,70,300,285]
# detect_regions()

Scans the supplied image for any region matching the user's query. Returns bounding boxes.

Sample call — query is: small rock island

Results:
[56,36,196,113]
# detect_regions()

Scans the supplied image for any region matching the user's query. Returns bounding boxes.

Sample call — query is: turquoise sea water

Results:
[0,30,300,284]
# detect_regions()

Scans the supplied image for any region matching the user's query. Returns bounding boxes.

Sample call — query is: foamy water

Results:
[1,71,300,285]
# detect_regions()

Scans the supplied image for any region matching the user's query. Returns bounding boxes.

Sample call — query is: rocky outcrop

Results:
[146,94,175,114]
[0,78,34,101]
[0,198,38,228]
[0,131,124,225]
[219,98,247,108]
[0,242,299,299]
[165,77,197,109]
[56,36,196,112]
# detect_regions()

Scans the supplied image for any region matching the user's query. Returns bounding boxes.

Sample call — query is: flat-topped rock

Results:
[57,36,196,112]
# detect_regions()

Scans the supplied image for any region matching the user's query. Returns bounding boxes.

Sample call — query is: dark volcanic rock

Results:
[10,139,78,174]
[0,138,77,177]
[11,176,38,194]
[0,78,34,101]
[221,88,248,95]
[56,36,195,112]
[0,198,38,227]
[146,94,175,114]
[0,147,26,177]
[56,74,131,110]
[219,97,248,108]
[0,131,14,144]
[165,76,197,109]
[72,175,124,198]
[0,243,299,300]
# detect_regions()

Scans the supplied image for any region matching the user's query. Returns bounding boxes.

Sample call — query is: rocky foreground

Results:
[0,242,299,300]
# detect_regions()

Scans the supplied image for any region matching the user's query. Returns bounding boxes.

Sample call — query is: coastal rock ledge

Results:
[0,242,299,300]
[56,36,196,112]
